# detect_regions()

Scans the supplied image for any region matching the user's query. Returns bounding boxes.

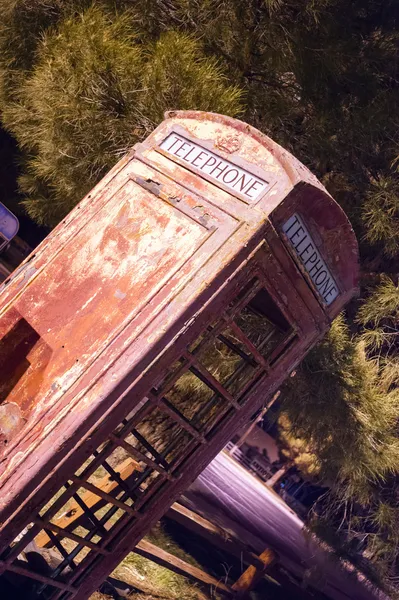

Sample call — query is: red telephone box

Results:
[0,111,358,598]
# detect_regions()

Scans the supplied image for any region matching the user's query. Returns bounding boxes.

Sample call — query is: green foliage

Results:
[358,277,399,330]
[0,0,66,103]
[3,7,145,225]
[176,0,399,248]
[280,314,399,587]
[0,5,243,225]
[0,1,129,102]
[357,277,399,410]
[277,413,321,478]
[281,316,399,502]
[1,0,398,244]
[362,176,399,258]
[142,31,243,126]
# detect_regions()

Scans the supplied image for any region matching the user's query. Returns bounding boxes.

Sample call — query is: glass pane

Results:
[153,357,186,393]
[194,329,257,396]
[234,288,291,360]
[134,407,192,464]
[163,369,225,430]
[227,277,259,313]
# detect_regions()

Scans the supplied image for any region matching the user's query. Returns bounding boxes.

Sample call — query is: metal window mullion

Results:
[203,406,236,439]
[189,359,241,410]
[32,519,109,555]
[188,320,228,360]
[31,528,78,597]
[76,490,133,555]
[97,453,142,499]
[190,357,260,429]
[45,469,146,592]
[190,392,226,432]
[76,439,119,482]
[3,476,87,565]
[64,512,134,588]
[60,546,105,594]
[61,402,193,576]
[191,364,262,428]
[67,487,108,539]
[109,433,173,480]
[234,370,265,408]
[72,461,158,563]
[45,528,77,570]
[267,331,297,363]
[156,427,197,469]
[42,495,118,586]
[130,472,167,513]
[191,392,222,422]
[225,278,263,320]
[223,354,263,397]
[154,321,233,399]
[130,428,170,470]
[199,401,232,437]
[196,364,264,434]
[151,356,193,397]
[152,395,205,443]
[228,320,271,370]
[167,437,199,472]
[257,327,281,353]
[69,476,138,517]
[113,464,155,503]
[117,397,158,442]
[216,332,258,366]
[0,561,76,593]
[64,517,131,594]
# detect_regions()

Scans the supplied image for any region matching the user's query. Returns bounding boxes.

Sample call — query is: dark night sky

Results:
[0,127,48,248]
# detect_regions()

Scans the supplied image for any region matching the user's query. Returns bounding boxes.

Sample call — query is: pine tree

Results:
[276,413,321,480]
[362,177,399,261]
[0,4,242,225]
[358,276,399,361]
[0,0,397,244]
[0,0,398,590]
[279,316,399,587]
[280,317,399,499]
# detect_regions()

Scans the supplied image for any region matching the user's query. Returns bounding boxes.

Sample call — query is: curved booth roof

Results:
[142,110,359,317]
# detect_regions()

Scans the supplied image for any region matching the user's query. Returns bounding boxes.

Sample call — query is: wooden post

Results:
[232,548,277,598]
[134,539,233,596]
[166,503,266,570]
[34,457,278,599]
[266,461,293,488]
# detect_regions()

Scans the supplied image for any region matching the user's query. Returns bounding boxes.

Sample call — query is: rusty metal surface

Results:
[147,111,359,316]
[0,111,358,598]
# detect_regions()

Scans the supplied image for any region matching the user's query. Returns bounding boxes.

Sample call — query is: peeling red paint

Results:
[0,111,358,599]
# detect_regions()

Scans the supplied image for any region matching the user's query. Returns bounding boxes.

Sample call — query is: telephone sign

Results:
[0,111,358,599]
[160,132,270,201]
[283,213,339,305]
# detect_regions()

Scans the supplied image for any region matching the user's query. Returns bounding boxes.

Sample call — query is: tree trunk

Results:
[266,461,292,488]
[229,391,280,454]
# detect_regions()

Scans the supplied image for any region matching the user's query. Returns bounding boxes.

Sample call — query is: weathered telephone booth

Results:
[0,111,358,598]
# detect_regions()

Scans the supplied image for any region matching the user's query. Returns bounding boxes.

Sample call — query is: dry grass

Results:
[61,522,219,600]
